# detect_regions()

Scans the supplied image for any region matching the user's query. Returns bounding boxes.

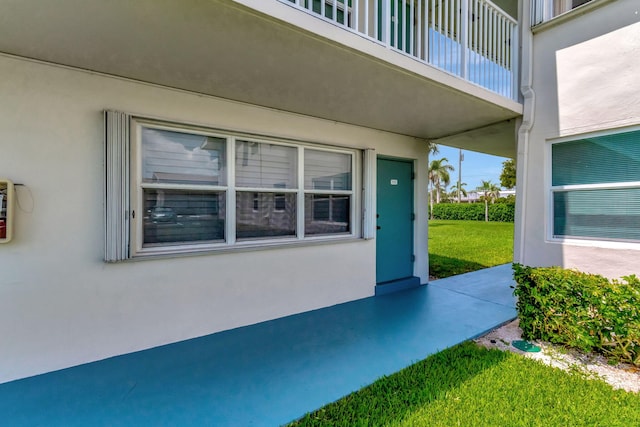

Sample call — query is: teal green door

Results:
[376,158,414,284]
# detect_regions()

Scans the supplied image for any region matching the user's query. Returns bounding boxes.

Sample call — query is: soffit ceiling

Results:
[0,0,522,157]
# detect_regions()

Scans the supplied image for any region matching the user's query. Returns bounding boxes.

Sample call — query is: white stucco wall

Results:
[516,0,640,277]
[0,54,429,383]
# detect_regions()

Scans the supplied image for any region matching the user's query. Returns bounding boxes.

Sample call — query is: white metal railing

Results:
[281,0,519,100]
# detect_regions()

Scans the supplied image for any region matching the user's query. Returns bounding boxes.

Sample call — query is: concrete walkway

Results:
[0,264,516,426]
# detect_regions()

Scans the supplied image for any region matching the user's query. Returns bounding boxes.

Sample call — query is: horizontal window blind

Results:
[552,131,640,186]
[551,129,640,243]
[553,188,640,241]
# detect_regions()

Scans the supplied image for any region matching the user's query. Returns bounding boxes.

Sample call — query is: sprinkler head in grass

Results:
[512,340,541,352]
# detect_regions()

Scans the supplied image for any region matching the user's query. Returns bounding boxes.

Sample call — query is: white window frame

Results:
[531,0,608,28]
[547,126,640,250]
[124,117,362,258]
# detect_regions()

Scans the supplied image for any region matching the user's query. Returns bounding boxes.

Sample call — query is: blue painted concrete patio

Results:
[0,264,516,426]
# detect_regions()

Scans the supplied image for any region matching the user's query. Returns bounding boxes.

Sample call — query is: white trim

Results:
[546,123,640,144]
[235,187,300,193]
[120,235,364,261]
[531,0,615,32]
[227,137,237,246]
[140,183,227,192]
[362,148,376,240]
[551,182,640,191]
[296,146,305,240]
[304,189,353,195]
[547,236,640,251]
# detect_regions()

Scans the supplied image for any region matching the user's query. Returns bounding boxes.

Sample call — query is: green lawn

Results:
[289,342,640,426]
[288,220,640,426]
[429,220,514,278]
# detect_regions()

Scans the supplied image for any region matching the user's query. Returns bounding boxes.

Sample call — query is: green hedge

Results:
[513,264,640,366]
[431,202,514,222]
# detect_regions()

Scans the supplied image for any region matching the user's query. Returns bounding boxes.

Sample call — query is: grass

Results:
[429,220,514,278]
[289,342,640,426]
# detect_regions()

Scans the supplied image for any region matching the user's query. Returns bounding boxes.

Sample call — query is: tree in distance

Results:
[500,159,516,189]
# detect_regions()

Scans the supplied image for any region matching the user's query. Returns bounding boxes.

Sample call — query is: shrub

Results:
[431,203,484,221]
[431,201,514,222]
[488,203,514,222]
[513,264,640,366]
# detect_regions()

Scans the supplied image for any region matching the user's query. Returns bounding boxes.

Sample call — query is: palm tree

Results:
[450,181,467,202]
[477,180,501,222]
[428,158,454,219]
[428,142,439,157]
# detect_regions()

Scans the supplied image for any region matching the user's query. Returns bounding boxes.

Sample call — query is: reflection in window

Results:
[236,140,297,189]
[305,150,351,190]
[142,128,225,185]
[236,192,296,239]
[304,149,352,236]
[274,194,286,212]
[143,189,225,245]
[305,194,350,235]
[131,123,358,253]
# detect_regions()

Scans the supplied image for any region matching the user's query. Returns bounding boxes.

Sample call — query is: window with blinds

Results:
[551,129,640,243]
[118,118,361,257]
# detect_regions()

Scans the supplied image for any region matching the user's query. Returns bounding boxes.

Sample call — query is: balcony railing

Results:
[281,0,519,100]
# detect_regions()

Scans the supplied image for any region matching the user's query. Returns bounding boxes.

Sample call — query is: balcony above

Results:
[279,0,520,100]
[0,0,523,157]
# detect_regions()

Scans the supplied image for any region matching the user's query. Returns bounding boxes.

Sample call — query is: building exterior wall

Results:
[516,0,640,277]
[0,54,429,383]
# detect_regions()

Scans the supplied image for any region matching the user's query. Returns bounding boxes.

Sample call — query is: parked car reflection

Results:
[148,206,178,223]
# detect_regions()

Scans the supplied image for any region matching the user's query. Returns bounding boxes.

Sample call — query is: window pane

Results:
[553,188,640,241]
[236,192,296,239]
[305,194,350,235]
[552,131,640,186]
[235,140,297,189]
[141,128,226,185]
[305,150,352,190]
[143,189,225,245]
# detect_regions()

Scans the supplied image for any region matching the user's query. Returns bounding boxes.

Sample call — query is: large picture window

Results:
[116,118,360,257]
[550,129,640,243]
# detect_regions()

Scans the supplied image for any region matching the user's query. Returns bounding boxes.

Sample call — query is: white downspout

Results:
[515,0,535,264]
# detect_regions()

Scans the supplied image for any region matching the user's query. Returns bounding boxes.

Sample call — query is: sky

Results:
[433,145,509,192]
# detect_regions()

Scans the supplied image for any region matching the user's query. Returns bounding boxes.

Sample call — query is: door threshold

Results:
[375,276,421,296]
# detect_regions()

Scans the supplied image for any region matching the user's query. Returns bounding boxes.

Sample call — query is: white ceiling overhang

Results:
[0,0,523,157]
